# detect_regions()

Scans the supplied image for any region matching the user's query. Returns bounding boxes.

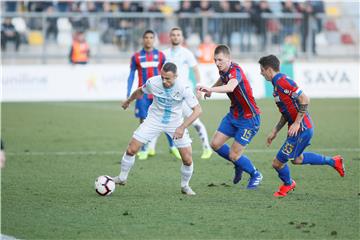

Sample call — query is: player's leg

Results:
[183,102,212,159]
[114,120,161,184]
[178,146,196,195]
[135,97,152,160]
[272,157,296,197]
[210,114,234,161]
[114,137,143,184]
[291,128,345,177]
[232,115,262,188]
[168,128,196,195]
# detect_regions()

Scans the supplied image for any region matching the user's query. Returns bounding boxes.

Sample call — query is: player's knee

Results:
[272,159,283,169]
[126,145,139,156]
[229,151,241,162]
[291,157,302,165]
[210,140,220,151]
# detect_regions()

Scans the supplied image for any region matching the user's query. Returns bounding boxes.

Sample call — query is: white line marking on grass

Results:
[7,148,360,156]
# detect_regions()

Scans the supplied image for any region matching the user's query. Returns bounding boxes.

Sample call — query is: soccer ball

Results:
[94,175,115,196]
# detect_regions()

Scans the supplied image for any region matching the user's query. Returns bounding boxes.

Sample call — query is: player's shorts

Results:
[218,113,260,146]
[133,119,192,148]
[135,96,152,119]
[276,127,314,163]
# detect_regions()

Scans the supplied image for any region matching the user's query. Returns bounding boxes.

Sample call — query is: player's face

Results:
[214,52,231,72]
[161,70,177,88]
[143,33,155,49]
[170,30,183,46]
[260,66,272,81]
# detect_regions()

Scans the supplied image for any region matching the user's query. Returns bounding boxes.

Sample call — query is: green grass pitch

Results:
[1,99,359,239]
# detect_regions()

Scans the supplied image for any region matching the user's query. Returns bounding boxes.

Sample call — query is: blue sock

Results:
[234,155,257,176]
[165,133,175,148]
[214,144,231,161]
[141,143,148,152]
[276,164,292,185]
[302,152,334,167]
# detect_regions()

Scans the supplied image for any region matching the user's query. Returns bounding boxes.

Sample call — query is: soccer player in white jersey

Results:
[162,27,212,159]
[113,62,202,195]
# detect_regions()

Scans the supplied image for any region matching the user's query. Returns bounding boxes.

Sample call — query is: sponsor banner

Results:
[2,65,131,101]
[2,62,358,102]
[293,62,359,98]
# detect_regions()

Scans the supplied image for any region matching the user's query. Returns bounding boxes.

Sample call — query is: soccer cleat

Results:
[233,165,243,184]
[200,148,213,159]
[138,151,148,160]
[247,171,263,189]
[112,176,126,185]
[273,180,296,197]
[181,185,196,196]
[170,147,181,160]
[332,155,345,177]
[148,148,156,157]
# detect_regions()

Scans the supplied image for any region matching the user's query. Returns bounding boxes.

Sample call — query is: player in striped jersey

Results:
[197,45,263,189]
[127,30,180,160]
[258,55,345,197]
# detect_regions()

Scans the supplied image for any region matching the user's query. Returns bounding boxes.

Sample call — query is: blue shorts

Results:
[218,113,260,146]
[277,128,314,163]
[135,96,152,119]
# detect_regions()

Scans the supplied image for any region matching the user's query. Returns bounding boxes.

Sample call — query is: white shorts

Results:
[133,119,192,148]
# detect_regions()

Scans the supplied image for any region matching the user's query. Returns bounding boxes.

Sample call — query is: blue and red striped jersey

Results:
[271,73,313,130]
[219,62,261,119]
[127,48,166,98]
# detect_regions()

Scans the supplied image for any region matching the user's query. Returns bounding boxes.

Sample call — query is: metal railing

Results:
[1,12,358,63]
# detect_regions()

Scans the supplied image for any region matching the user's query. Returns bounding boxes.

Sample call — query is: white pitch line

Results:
[6,148,360,156]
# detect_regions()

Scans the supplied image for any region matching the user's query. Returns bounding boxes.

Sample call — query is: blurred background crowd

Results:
[1,0,358,64]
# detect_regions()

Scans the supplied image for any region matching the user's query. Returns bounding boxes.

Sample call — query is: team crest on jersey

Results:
[284,89,290,94]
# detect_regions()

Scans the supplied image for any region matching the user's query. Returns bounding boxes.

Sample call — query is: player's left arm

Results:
[174,104,202,139]
[288,92,310,136]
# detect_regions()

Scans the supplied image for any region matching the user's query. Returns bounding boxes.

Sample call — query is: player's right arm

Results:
[267,115,287,146]
[126,55,137,98]
[122,87,144,110]
[197,78,223,99]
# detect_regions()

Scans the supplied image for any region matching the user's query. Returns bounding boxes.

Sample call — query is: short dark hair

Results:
[258,55,280,71]
[162,62,177,74]
[214,44,230,56]
[143,30,155,38]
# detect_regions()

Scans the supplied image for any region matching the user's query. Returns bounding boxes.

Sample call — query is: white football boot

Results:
[112,176,127,185]
[181,185,196,196]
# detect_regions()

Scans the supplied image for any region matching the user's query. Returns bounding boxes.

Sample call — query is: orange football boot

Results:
[274,180,296,197]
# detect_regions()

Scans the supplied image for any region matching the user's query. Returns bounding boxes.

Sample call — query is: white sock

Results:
[192,119,211,150]
[119,153,135,181]
[148,136,158,150]
[180,163,193,188]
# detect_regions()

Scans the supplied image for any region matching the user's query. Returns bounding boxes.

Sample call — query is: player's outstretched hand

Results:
[288,122,300,137]
[173,126,185,140]
[121,100,130,110]
[266,131,277,147]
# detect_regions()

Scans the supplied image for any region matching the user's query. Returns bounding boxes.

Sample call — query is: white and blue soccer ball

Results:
[94,175,115,196]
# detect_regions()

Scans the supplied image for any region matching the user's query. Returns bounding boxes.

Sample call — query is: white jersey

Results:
[141,75,199,128]
[163,46,198,87]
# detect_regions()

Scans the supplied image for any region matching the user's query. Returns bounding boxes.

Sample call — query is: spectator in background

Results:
[298,1,324,55]
[45,6,58,42]
[280,0,298,43]
[1,17,20,51]
[69,2,89,32]
[69,31,90,64]
[197,34,217,64]
[0,139,6,169]
[217,0,233,48]
[239,0,256,52]
[281,35,297,64]
[194,0,216,41]
[177,0,195,39]
[253,0,272,51]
